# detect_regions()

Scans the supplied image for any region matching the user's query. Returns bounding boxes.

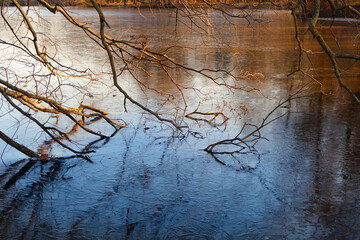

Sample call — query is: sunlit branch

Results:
[185,98,229,125]
[0,87,90,155]
[0,78,123,130]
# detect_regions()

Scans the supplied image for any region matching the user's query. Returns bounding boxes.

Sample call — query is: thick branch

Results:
[0,131,39,158]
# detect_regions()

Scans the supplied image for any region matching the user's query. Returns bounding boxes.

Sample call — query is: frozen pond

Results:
[0,7,359,239]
